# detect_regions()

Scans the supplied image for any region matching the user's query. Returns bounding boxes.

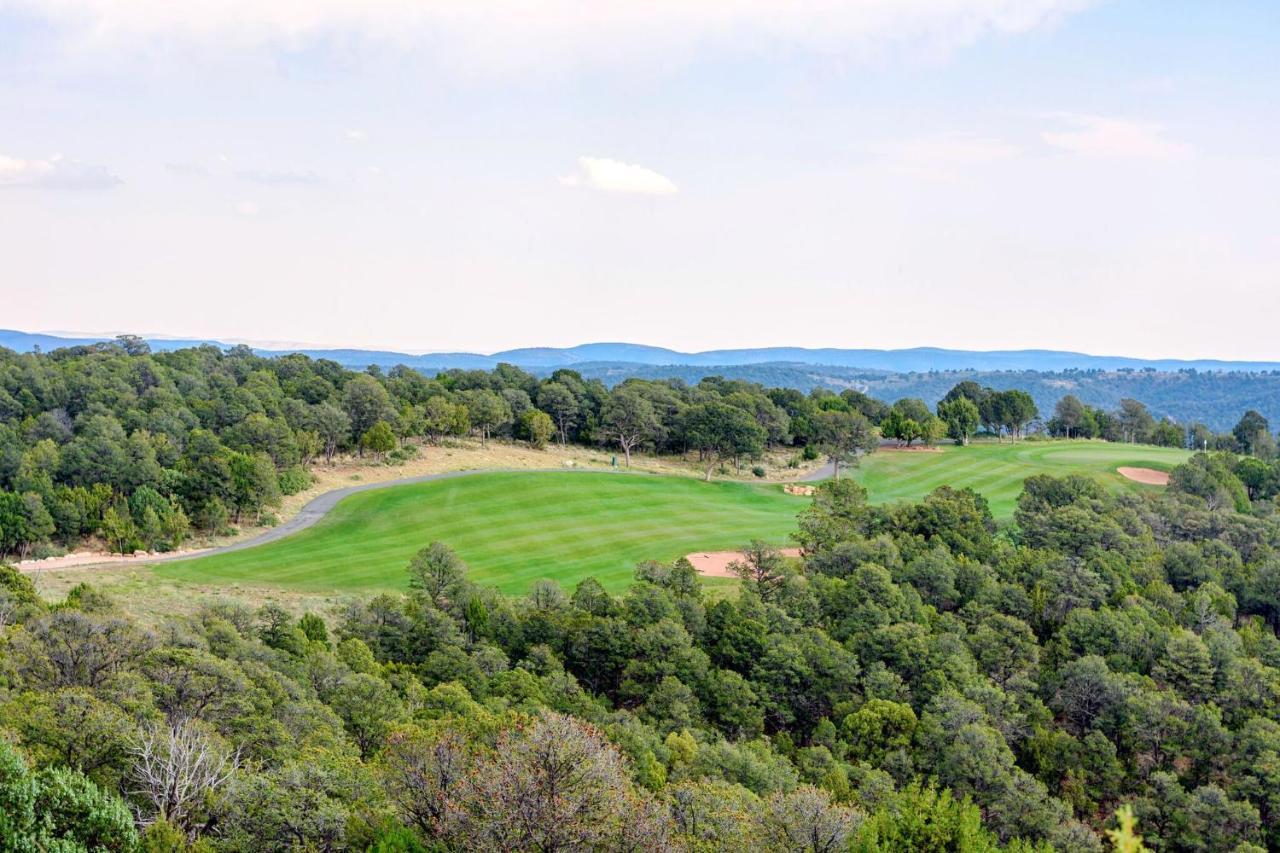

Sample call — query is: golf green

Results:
[851,439,1191,518]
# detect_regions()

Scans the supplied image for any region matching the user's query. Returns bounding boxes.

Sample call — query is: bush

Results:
[752,466,767,478]
[278,466,313,496]
[386,444,420,466]
[801,445,819,461]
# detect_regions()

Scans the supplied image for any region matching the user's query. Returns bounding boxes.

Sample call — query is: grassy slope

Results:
[851,439,1191,518]
[157,472,805,595]
[161,440,1191,596]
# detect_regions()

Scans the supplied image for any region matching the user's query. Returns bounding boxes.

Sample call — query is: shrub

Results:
[752,466,767,478]
[278,466,312,496]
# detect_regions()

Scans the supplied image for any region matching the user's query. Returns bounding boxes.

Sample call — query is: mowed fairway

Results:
[162,440,1191,596]
[157,472,805,596]
[852,439,1191,518]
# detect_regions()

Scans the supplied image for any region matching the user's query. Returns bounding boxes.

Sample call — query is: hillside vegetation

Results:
[3,452,1280,851]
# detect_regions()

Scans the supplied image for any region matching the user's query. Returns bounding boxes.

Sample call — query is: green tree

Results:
[937,397,980,446]
[517,409,555,449]
[407,542,469,610]
[360,420,398,460]
[601,389,659,466]
[813,410,878,479]
[1234,410,1272,457]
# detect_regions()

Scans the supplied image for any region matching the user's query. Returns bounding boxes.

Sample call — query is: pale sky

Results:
[2,1,1277,358]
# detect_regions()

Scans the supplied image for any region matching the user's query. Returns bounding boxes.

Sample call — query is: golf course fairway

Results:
[160,440,1191,595]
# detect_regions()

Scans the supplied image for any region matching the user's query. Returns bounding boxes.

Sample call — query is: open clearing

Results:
[143,440,1191,598]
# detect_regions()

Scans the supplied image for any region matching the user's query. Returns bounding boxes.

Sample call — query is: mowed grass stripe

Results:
[851,440,1190,518]
[159,472,805,595]
[162,441,1192,596]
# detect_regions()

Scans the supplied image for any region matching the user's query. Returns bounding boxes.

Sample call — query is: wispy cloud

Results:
[8,1,1100,74]
[1040,114,1190,160]
[560,157,678,196]
[0,152,121,189]
[345,129,367,142]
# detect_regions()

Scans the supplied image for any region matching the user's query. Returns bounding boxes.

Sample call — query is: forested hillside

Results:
[3,455,1280,850]
[4,340,1279,564]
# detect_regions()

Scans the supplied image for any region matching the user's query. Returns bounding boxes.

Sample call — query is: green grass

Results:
[158,472,805,596]
[851,439,1191,518]
[161,440,1192,596]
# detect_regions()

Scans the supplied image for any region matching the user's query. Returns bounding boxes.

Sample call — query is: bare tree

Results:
[130,720,239,836]
[452,712,635,852]
[0,589,16,631]
[381,728,469,839]
[758,785,862,853]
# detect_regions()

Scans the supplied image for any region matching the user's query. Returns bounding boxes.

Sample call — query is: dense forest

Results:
[1,339,1278,562]
[3,451,1280,850]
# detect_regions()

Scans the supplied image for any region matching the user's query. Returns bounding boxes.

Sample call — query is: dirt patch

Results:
[1117,466,1170,486]
[880,445,944,453]
[16,548,212,573]
[686,548,802,578]
[784,484,816,496]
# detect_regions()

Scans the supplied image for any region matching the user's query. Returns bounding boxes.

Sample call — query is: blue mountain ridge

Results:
[2,330,1278,374]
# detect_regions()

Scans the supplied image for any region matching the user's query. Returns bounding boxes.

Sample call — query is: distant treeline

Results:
[556,362,1280,432]
[0,339,1276,560]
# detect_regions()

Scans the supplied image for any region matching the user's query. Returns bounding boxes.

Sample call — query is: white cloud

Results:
[345,129,367,142]
[560,157,677,196]
[1040,114,1190,160]
[0,152,121,189]
[234,201,260,217]
[8,0,1100,73]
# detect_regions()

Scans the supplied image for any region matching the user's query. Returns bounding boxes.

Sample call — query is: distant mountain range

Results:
[4,329,1278,374]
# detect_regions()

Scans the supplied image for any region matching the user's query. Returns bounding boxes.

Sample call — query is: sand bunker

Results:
[686,548,802,578]
[1117,466,1170,486]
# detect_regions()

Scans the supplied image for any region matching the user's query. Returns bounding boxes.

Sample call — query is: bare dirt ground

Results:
[686,548,803,578]
[1117,466,1171,485]
[880,445,944,453]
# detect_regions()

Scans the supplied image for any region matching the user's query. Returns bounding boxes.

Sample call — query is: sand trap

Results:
[1117,467,1170,486]
[686,548,802,578]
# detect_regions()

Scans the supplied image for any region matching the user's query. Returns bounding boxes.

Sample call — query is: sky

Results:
[1,0,1277,358]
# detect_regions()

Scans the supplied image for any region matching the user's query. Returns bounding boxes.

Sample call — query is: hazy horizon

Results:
[4,1,1278,359]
